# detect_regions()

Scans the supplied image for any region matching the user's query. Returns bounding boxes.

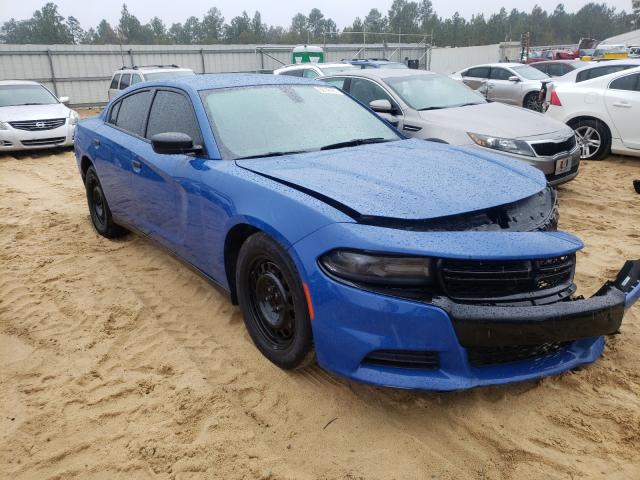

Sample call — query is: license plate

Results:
[555,157,571,175]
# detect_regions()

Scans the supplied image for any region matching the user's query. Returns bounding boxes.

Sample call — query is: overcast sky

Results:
[0,1,634,29]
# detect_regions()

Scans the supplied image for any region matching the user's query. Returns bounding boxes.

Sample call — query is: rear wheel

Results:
[571,119,611,160]
[85,166,127,238]
[236,233,314,369]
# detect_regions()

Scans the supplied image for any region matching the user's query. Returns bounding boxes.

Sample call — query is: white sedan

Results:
[0,80,78,152]
[545,66,640,160]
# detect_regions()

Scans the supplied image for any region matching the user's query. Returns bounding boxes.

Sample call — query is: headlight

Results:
[319,250,433,287]
[0,121,8,130]
[468,132,535,157]
[69,110,79,125]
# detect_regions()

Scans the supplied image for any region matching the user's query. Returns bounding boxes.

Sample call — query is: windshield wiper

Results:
[236,150,308,160]
[19,103,48,106]
[320,137,389,151]
[418,106,447,111]
[454,102,483,108]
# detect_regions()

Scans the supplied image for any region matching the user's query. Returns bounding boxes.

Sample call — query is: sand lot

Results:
[1,118,639,479]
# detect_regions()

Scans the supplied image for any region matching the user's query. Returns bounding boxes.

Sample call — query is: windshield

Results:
[386,74,485,110]
[511,65,550,80]
[320,65,359,75]
[0,84,58,107]
[201,84,400,159]
[144,70,195,81]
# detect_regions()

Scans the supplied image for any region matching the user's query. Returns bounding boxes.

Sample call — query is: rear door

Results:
[461,66,490,90]
[605,72,640,149]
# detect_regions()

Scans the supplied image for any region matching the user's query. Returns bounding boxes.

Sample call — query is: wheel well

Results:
[80,156,93,181]
[566,116,611,137]
[224,224,260,304]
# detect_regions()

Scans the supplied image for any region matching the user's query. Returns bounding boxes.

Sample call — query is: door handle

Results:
[132,160,142,172]
[612,102,631,108]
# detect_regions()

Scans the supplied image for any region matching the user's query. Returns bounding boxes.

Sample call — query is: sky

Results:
[0,1,635,29]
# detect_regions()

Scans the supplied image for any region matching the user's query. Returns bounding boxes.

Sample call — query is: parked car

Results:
[320,69,580,185]
[541,59,640,114]
[273,62,358,78]
[587,44,629,61]
[108,65,195,100]
[545,67,640,160]
[344,58,409,69]
[630,46,640,59]
[452,63,550,110]
[530,60,590,77]
[526,49,576,64]
[74,74,640,391]
[0,80,78,151]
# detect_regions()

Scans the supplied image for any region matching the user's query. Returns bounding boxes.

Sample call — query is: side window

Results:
[610,73,640,92]
[531,64,547,74]
[108,100,121,125]
[114,90,152,137]
[119,73,131,90]
[466,67,490,78]
[303,69,320,79]
[489,68,512,80]
[322,77,347,90]
[547,64,565,77]
[146,90,203,145]
[109,74,121,90]
[349,78,395,109]
[577,66,628,82]
[131,74,143,85]
[280,69,304,77]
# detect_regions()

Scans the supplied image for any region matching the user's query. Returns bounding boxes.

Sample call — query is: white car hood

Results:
[0,103,70,122]
[418,102,570,139]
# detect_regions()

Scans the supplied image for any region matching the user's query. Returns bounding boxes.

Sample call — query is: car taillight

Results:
[550,90,562,106]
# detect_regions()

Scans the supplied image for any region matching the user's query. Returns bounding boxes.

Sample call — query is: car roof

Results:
[127,73,322,92]
[321,69,437,80]
[534,60,583,65]
[116,67,193,74]
[348,59,403,65]
[278,62,352,70]
[466,63,523,68]
[0,80,41,86]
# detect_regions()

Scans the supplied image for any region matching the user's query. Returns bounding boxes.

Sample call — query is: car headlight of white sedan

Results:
[0,121,9,130]
[69,110,79,125]
[468,132,535,157]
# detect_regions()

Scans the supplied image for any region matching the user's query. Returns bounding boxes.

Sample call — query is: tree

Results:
[364,9,387,33]
[290,13,308,39]
[147,17,168,44]
[224,11,252,43]
[201,7,224,43]
[27,2,73,43]
[388,0,420,35]
[94,19,119,44]
[66,16,84,44]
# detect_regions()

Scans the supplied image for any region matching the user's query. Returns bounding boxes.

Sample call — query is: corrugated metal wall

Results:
[0,43,515,106]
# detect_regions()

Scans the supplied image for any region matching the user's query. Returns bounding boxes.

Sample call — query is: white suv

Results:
[108,65,195,100]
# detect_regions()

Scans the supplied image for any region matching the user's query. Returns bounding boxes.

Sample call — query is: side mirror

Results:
[59,96,70,104]
[376,112,400,127]
[369,99,393,113]
[508,76,520,82]
[151,132,202,155]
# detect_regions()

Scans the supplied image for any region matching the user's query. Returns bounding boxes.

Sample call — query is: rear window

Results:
[109,74,121,90]
[610,73,639,91]
[113,90,152,137]
[577,65,634,82]
[119,73,131,90]
[279,69,304,77]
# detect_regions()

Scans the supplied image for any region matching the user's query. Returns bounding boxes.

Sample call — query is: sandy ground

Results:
[1,115,639,479]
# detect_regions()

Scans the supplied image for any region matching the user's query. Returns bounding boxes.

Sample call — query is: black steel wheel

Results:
[85,166,127,238]
[236,232,314,369]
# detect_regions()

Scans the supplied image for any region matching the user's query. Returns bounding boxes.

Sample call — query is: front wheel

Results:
[572,119,611,160]
[523,92,542,111]
[236,233,314,370]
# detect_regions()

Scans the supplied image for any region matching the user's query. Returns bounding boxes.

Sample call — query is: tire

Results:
[523,92,542,111]
[571,119,611,161]
[236,232,314,370]
[85,166,127,238]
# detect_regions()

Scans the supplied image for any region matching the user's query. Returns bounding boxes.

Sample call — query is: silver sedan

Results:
[320,69,580,186]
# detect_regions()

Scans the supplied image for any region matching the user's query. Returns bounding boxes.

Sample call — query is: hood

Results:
[238,139,547,221]
[0,103,70,122]
[418,102,568,139]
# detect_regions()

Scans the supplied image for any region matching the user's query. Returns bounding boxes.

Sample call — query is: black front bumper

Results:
[434,260,640,348]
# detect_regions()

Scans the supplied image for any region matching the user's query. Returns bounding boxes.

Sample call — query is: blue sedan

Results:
[74,74,640,391]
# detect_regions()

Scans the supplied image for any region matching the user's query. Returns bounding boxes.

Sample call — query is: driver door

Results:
[346,77,404,129]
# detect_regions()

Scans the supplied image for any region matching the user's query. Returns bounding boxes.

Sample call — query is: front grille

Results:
[9,118,66,131]
[438,254,575,302]
[362,350,440,370]
[467,342,568,367]
[531,136,576,157]
[21,137,66,146]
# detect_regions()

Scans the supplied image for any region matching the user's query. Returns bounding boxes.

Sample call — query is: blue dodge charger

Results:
[74,74,640,391]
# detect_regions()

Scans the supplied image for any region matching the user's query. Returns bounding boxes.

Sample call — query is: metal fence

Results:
[0,42,520,107]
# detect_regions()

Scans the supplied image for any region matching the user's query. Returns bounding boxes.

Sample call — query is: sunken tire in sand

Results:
[236,232,314,370]
[85,166,127,239]
[571,119,611,161]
